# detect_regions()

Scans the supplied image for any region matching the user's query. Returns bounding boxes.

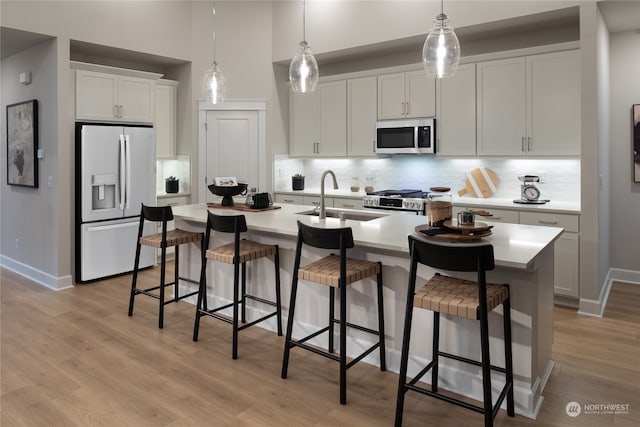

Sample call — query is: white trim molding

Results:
[1,255,73,291]
[579,268,640,317]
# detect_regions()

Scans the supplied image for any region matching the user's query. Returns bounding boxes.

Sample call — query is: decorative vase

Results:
[292,177,305,191]
[165,180,179,193]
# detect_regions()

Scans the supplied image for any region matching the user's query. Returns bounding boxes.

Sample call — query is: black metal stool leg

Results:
[174,245,180,301]
[329,286,335,353]
[158,246,167,329]
[480,308,493,427]
[232,259,240,359]
[432,311,440,392]
[339,281,347,405]
[128,241,142,316]
[241,262,247,324]
[193,257,208,341]
[376,265,386,371]
[504,296,515,417]
[281,275,299,379]
[274,246,282,336]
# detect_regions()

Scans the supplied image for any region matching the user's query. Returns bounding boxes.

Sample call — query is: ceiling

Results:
[1,1,638,63]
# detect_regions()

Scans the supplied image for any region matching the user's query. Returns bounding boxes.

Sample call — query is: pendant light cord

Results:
[302,0,307,43]
[212,1,217,62]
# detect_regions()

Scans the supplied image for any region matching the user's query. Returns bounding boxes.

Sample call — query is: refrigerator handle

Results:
[119,135,126,210]
[125,134,132,210]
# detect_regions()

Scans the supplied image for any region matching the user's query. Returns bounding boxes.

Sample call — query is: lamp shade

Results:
[289,41,319,93]
[202,60,226,104]
[422,14,460,78]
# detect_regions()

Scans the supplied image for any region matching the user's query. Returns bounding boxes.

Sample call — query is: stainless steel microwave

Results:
[375,118,435,154]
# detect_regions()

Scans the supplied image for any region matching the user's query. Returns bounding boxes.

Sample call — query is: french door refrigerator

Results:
[75,123,156,283]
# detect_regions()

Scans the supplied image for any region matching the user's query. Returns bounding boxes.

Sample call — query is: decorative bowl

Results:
[207,183,248,206]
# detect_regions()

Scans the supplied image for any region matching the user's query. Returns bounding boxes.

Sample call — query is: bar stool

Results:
[193,212,282,359]
[281,221,386,405]
[395,235,514,427]
[128,204,203,329]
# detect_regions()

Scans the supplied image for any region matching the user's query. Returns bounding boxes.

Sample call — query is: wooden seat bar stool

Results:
[281,221,386,405]
[395,235,514,427]
[193,211,282,359]
[128,204,203,329]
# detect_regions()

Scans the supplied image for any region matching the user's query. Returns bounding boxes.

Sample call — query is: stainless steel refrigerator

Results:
[75,123,156,283]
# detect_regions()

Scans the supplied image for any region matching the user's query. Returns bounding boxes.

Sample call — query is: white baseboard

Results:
[0,255,73,291]
[579,268,640,317]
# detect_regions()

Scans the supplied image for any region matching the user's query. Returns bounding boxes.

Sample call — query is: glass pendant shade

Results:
[202,60,226,104]
[422,14,460,78]
[289,41,319,93]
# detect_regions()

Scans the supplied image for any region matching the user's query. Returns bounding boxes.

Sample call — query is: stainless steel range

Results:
[362,189,427,214]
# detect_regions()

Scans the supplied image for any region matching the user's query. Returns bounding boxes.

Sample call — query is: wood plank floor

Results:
[1,266,638,426]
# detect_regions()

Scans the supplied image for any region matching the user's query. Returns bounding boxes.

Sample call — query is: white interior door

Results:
[205,110,259,203]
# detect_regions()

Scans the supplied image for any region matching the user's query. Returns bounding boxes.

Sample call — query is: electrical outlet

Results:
[47,176,54,188]
[15,238,20,249]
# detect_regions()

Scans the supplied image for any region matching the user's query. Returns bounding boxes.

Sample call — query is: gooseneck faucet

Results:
[319,170,339,220]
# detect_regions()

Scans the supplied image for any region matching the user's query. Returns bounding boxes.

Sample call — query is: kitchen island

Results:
[171,203,563,419]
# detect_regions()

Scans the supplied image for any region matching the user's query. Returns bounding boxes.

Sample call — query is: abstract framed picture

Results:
[634,104,640,183]
[6,99,38,188]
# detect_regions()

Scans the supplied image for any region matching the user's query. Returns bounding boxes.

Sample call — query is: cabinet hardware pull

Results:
[406,102,410,115]
[342,204,354,208]
[113,105,118,118]
[284,199,293,203]
[311,201,320,206]
[401,102,405,115]
[521,137,526,151]
[539,220,558,225]
[492,216,501,220]
[372,141,375,152]
[527,136,532,151]
[119,105,124,118]
[317,142,320,153]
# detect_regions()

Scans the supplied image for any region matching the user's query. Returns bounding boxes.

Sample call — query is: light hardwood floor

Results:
[1,265,638,426]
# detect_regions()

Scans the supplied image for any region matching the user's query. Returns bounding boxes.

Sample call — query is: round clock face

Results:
[523,185,541,201]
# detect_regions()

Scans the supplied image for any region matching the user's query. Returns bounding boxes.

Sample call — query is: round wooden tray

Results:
[442,220,491,235]
[415,224,493,242]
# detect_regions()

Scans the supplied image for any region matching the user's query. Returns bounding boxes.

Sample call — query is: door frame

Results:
[197,100,266,203]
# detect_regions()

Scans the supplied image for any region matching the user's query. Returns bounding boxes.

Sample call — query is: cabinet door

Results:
[348,76,377,156]
[377,73,406,119]
[477,57,526,155]
[527,51,581,155]
[317,81,347,156]
[334,197,362,210]
[553,232,580,297]
[76,70,118,121]
[155,81,177,159]
[405,70,436,118]
[289,89,318,156]
[274,194,304,205]
[118,76,155,123]
[437,63,476,156]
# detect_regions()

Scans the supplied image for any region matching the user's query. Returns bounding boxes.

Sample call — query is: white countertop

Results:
[275,190,580,214]
[157,192,191,199]
[172,203,564,271]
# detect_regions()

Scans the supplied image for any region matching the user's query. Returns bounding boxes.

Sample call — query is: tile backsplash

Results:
[273,155,580,202]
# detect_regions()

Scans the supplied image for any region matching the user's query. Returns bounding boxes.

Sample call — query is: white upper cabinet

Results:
[527,50,581,156]
[155,79,178,159]
[347,76,377,157]
[476,57,527,156]
[476,50,580,156]
[377,70,436,120]
[436,63,477,156]
[289,80,347,157]
[76,69,156,123]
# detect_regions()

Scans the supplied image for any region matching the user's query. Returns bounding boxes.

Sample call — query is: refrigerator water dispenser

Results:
[92,174,116,209]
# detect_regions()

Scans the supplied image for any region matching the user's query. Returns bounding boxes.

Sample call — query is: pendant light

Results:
[422,0,460,78]
[202,1,226,104]
[289,0,319,93]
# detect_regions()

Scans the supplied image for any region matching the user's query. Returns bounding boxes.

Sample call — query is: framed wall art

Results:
[6,99,38,188]
[634,104,640,183]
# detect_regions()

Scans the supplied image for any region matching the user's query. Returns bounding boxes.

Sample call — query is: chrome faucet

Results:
[319,170,339,220]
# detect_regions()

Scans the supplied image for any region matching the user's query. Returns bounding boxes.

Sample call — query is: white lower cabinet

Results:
[454,205,580,299]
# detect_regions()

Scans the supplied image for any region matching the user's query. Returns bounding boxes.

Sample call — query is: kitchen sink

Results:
[296,208,388,222]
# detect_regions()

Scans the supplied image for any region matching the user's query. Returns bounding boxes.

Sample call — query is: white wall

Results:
[610,30,640,270]
[0,39,70,288]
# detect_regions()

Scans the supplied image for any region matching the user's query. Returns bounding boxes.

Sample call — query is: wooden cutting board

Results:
[458,168,499,198]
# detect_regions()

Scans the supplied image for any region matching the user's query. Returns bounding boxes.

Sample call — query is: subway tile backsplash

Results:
[273,155,580,202]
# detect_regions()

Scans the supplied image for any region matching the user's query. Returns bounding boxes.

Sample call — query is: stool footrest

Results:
[404,383,485,414]
[164,289,199,305]
[331,318,382,337]
[245,294,278,307]
[438,350,508,374]
[238,311,278,331]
